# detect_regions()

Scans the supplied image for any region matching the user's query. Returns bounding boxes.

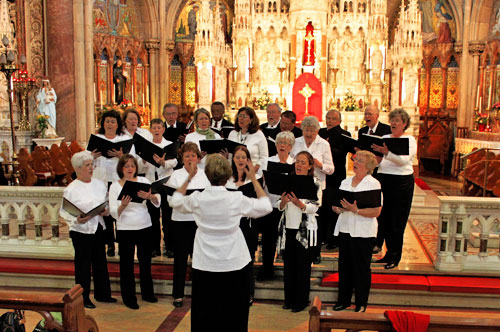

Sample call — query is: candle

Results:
[132,86,134,103]
[112,85,115,104]
[146,85,149,104]
[366,43,369,64]
[479,96,482,111]
[93,82,96,104]
[488,85,492,108]
[476,85,480,108]
[279,42,282,67]
[143,93,145,105]
[100,88,103,108]
[334,40,338,68]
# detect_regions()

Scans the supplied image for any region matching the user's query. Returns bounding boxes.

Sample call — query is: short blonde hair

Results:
[355,150,378,175]
[205,153,232,186]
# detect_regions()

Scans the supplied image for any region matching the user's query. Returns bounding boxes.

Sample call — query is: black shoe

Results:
[143,296,158,303]
[107,247,115,257]
[326,243,338,250]
[292,304,308,313]
[312,255,321,264]
[173,299,183,307]
[84,299,96,309]
[355,305,366,312]
[372,257,389,264]
[282,304,292,310]
[333,303,350,311]
[95,297,117,303]
[384,262,399,270]
[249,295,254,306]
[125,302,139,310]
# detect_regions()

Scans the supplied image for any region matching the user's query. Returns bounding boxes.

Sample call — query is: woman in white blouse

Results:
[60,151,115,309]
[278,151,321,313]
[122,108,153,176]
[228,107,268,171]
[171,153,272,332]
[91,110,129,257]
[166,142,210,308]
[185,108,221,149]
[332,150,382,313]
[256,131,295,281]
[109,154,160,309]
[371,108,416,270]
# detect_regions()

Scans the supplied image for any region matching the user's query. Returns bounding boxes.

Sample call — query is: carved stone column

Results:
[461,41,485,128]
[84,0,95,136]
[145,40,160,119]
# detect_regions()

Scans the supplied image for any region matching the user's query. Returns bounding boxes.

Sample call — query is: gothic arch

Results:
[470,0,496,41]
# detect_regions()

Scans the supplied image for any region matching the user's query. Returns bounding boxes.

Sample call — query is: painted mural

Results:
[93,0,141,38]
[175,1,233,43]
[490,0,500,39]
[419,0,456,44]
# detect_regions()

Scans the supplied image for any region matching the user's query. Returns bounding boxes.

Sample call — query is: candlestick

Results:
[488,85,492,108]
[476,85,480,108]
[479,96,482,111]
[100,88,103,109]
[142,93,145,106]
[93,82,96,103]
[146,85,149,104]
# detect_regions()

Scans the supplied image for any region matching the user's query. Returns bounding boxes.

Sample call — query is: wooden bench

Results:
[308,296,500,332]
[0,285,99,332]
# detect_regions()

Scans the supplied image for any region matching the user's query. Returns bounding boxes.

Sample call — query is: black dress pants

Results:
[147,200,161,252]
[377,173,414,263]
[161,194,174,252]
[70,224,112,302]
[283,229,312,310]
[103,182,115,248]
[337,232,373,307]
[172,220,196,299]
[253,208,281,274]
[116,227,155,305]
[191,263,251,332]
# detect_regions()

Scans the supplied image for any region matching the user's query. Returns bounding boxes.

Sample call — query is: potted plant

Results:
[474,113,488,132]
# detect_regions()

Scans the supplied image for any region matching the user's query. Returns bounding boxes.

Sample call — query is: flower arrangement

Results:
[120,98,133,109]
[256,90,272,110]
[36,114,49,138]
[341,90,359,112]
[492,102,500,112]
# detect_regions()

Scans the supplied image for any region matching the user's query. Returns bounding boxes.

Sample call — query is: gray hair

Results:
[365,104,379,115]
[275,131,295,147]
[389,108,411,130]
[326,109,342,122]
[266,103,281,112]
[301,116,320,131]
[193,108,210,127]
[71,150,93,169]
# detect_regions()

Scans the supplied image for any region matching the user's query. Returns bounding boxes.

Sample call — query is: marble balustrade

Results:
[435,196,500,272]
[0,186,72,257]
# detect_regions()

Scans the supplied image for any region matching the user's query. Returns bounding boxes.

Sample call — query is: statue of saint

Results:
[36,79,58,137]
[372,48,383,82]
[404,67,418,106]
[113,59,127,104]
[302,21,315,66]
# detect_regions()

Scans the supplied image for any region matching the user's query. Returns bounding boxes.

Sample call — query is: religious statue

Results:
[198,65,211,105]
[352,34,364,82]
[371,48,383,82]
[188,4,199,39]
[36,79,58,137]
[403,67,418,106]
[302,21,315,66]
[236,48,247,82]
[113,59,127,105]
[435,1,453,44]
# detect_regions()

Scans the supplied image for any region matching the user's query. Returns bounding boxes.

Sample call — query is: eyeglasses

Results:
[238,114,250,119]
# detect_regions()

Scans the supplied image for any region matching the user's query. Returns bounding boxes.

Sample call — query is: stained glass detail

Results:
[136,66,143,105]
[419,70,427,111]
[431,57,441,68]
[448,56,458,68]
[429,68,443,109]
[99,60,108,105]
[446,68,459,109]
[169,55,182,105]
[186,64,196,107]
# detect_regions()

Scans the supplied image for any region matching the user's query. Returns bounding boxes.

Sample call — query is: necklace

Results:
[237,131,249,144]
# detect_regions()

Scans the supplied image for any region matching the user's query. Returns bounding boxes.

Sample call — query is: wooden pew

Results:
[49,144,69,186]
[308,296,500,332]
[0,285,99,332]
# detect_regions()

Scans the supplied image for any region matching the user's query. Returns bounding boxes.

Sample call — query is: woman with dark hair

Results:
[108,154,160,309]
[228,107,268,171]
[226,145,261,304]
[171,154,272,332]
[91,109,129,257]
[278,151,321,313]
[166,142,210,308]
[371,108,416,270]
[332,150,382,313]
[122,108,153,176]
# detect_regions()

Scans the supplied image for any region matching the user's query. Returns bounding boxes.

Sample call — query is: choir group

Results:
[59,101,416,331]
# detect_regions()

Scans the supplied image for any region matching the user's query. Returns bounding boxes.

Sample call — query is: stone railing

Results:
[435,196,500,272]
[0,186,72,257]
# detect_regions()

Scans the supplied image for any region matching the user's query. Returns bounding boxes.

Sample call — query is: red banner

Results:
[292,73,322,122]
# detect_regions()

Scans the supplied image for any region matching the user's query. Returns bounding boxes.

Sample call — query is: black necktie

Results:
[369,129,374,135]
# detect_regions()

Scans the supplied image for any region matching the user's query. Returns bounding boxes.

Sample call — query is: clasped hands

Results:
[332,199,359,215]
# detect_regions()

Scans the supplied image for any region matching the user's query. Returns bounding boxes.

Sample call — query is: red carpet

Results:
[415,178,432,190]
[321,272,500,294]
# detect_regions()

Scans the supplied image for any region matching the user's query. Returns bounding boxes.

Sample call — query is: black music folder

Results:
[199,139,244,154]
[227,178,264,198]
[266,161,294,174]
[267,138,278,156]
[62,198,107,219]
[133,133,166,167]
[86,134,133,158]
[341,134,360,154]
[163,186,205,196]
[163,141,181,160]
[212,126,234,138]
[336,189,382,209]
[117,180,151,203]
[151,176,170,195]
[263,171,318,200]
[342,134,409,156]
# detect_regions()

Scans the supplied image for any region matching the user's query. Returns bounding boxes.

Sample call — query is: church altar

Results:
[455,137,500,155]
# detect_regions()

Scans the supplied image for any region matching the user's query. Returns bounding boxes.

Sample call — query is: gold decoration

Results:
[298,83,315,116]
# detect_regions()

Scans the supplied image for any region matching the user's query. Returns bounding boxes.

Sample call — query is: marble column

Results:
[158,0,167,115]
[84,0,95,136]
[145,40,160,119]
[45,0,79,142]
[463,41,485,128]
